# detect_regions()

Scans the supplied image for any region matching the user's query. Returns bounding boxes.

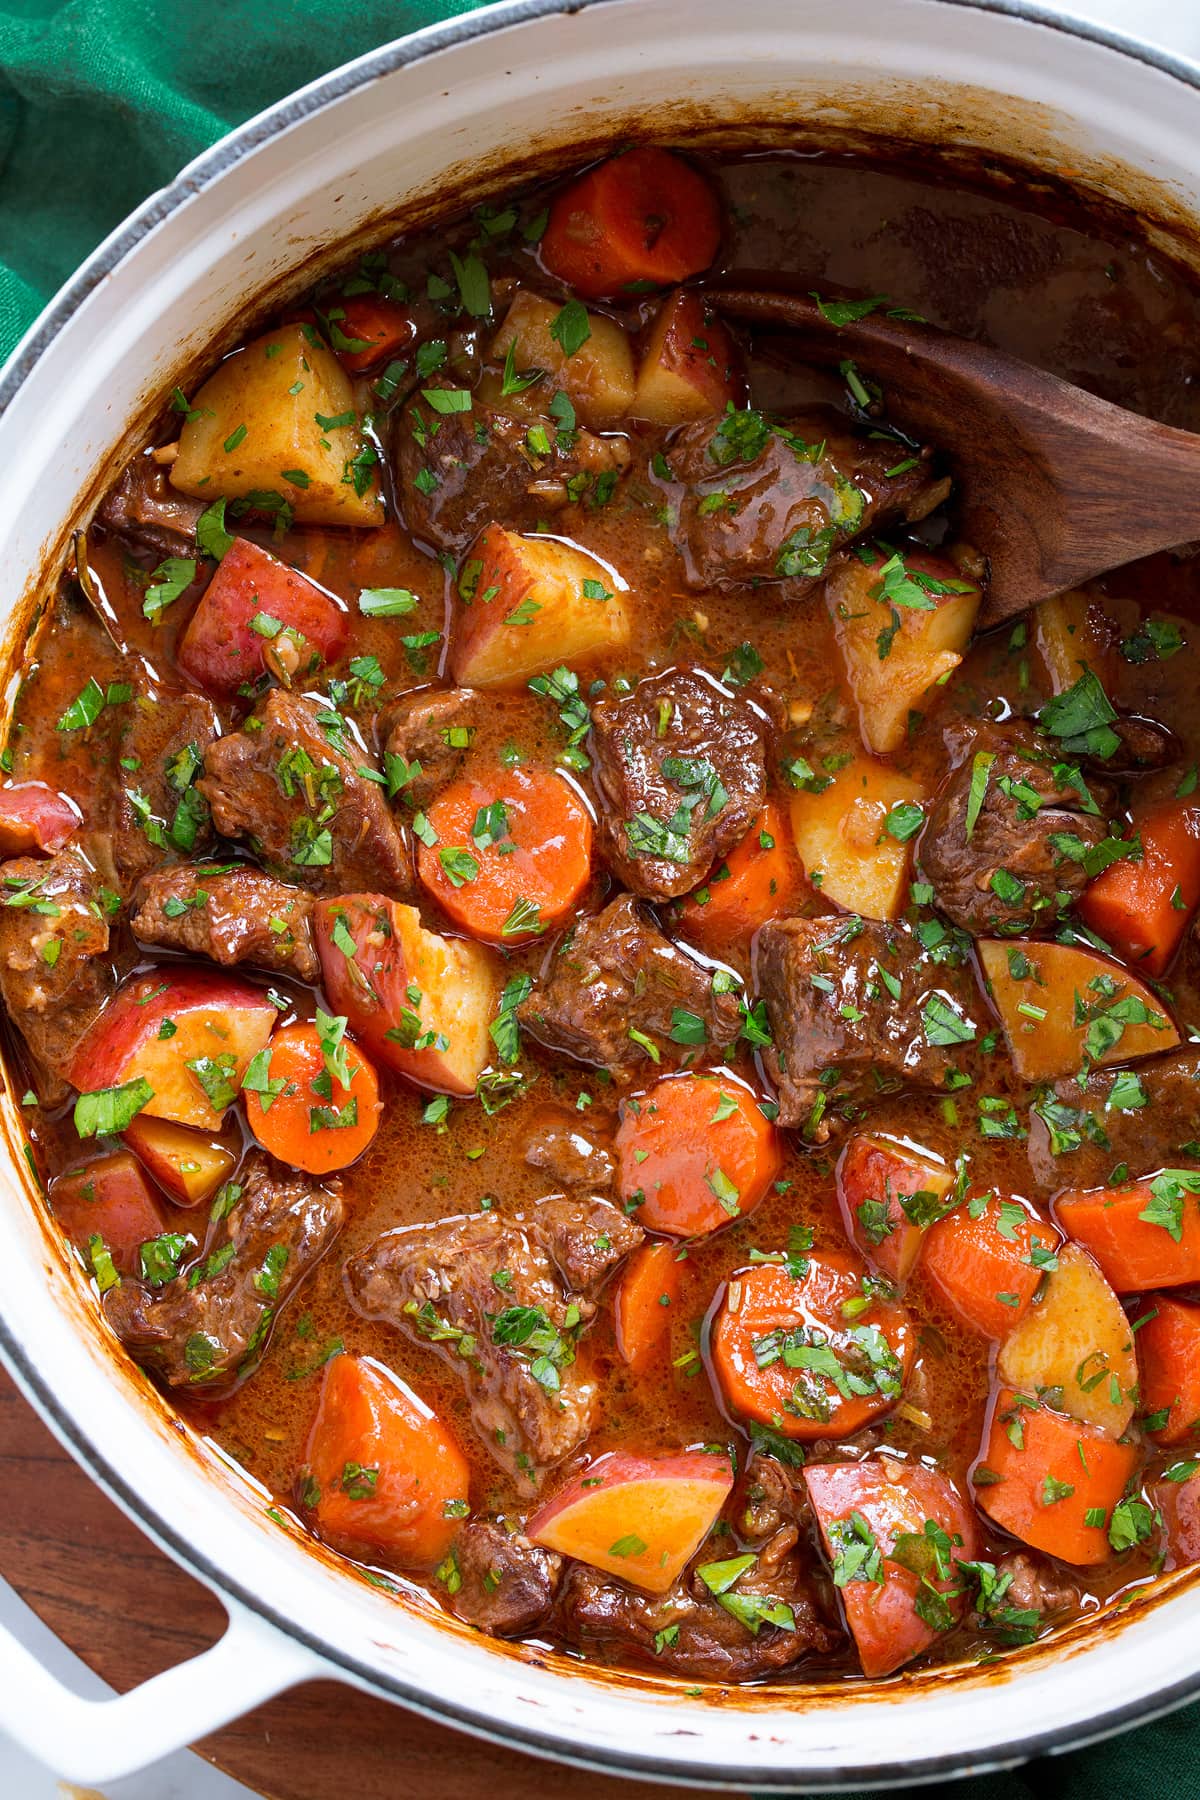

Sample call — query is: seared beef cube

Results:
[518,1102,616,1193]
[345,1195,642,1491]
[98,456,205,558]
[395,388,629,552]
[199,689,411,897]
[664,407,946,590]
[0,853,115,1105]
[919,718,1111,933]
[444,1520,562,1637]
[558,1534,836,1680]
[757,913,984,1139]
[988,1552,1078,1620]
[104,1150,343,1390]
[375,685,479,808]
[131,864,318,982]
[1028,1049,1200,1190]
[518,895,743,1074]
[111,693,219,888]
[588,668,768,900]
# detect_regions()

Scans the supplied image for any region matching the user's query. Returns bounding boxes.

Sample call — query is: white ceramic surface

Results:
[3,0,1200,1790]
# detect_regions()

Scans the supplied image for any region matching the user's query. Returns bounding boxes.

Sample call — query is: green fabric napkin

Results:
[2,0,1199,1793]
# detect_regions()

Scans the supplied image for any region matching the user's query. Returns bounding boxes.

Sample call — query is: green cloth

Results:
[1,0,1199,1793]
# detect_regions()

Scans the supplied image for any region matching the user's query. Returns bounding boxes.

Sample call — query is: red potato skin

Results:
[836,1136,951,1284]
[49,1152,168,1276]
[1053,1179,1200,1292]
[527,1448,734,1538]
[805,1460,980,1677]
[66,966,277,1099]
[1136,1296,1200,1444]
[178,538,349,698]
[633,289,743,421]
[0,782,80,855]
[122,1114,237,1209]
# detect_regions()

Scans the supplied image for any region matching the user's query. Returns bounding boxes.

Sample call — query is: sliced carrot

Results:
[1137,1297,1200,1444]
[710,1251,915,1442]
[836,1134,954,1284]
[1053,1173,1200,1292]
[304,1353,469,1567]
[805,1459,979,1677]
[922,1193,1059,1339]
[244,1020,380,1174]
[540,148,722,298]
[614,1240,683,1371]
[974,1387,1139,1566]
[49,1152,168,1278]
[615,1073,780,1237]
[1078,796,1200,977]
[417,764,592,945]
[332,293,416,374]
[676,801,806,952]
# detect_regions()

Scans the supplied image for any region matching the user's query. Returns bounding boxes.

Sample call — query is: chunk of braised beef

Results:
[588,668,768,900]
[374,685,479,809]
[518,1102,616,1194]
[198,689,411,897]
[918,718,1111,933]
[131,864,318,982]
[0,853,116,1105]
[663,406,947,591]
[394,387,630,552]
[1027,1048,1200,1190]
[104,1151,344,1390]
[98,455,205,558]
[518,894,743,1075]
[992,1551,1079,1618]
[444,1520,562,1637]
[756,913,984,1140]
[111,692,219,888]
[344,1195,643,1492]
[557,1537,837,1681]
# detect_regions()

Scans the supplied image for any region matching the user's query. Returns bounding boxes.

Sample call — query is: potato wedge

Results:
[826,549,980,754]
[449,524,630,688]
[788,753,926,920]
[491,291,635,428]
[978,938,1179,1083]
[631,289,741,425]
[1035,588,1116,695]
[997,1243,1136,1436]
[171,325,384,526]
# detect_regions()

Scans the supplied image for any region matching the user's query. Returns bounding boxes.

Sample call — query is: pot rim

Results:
[3,0,1200,1786]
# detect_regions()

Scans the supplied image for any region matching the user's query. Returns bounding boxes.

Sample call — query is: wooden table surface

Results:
[0,1371,730,1800]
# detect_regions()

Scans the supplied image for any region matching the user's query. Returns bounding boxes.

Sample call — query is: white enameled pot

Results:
[3,0,1200,1786]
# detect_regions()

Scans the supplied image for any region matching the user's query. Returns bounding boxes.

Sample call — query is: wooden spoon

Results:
[710,278,1200,627]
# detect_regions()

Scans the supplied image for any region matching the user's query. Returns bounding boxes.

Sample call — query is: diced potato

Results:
[631,289,741,425]
[170,325,384,527]
[449,524,630,688]
[826,550,981,754]
[1035,589,1115,695]
[491,291,635,428]
[788,753,926,920]
[978,939,1180,1083]
[998,1244,1136,1436]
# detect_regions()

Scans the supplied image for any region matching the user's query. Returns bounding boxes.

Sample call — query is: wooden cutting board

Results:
[0,1371,729,1800]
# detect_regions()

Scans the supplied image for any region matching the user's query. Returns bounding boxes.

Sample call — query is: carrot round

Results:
[304,1353,469,1566]
[540,148,722,298]
[1078,796,1200,976]
[922,1193,1058,1339]
[614,1240,683,1372]
[615,1073,780,1237]
[333,293,416,374]
[975,1386,1139,1566]
[676,801,806,952]
[710,1251,915,1441]
[245,1021,380,1174]
[417,764,592,944]
[1138,1297,1200,1445]
[1053,1176,1200,1292]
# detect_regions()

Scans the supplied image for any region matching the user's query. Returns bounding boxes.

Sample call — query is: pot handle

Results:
[0,1590,323,1783]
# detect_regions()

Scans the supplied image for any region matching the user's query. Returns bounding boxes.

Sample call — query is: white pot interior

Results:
[3,0,1200,1783]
